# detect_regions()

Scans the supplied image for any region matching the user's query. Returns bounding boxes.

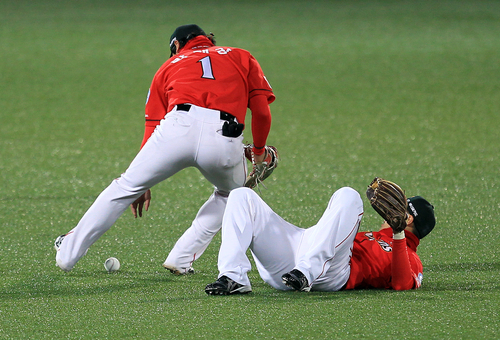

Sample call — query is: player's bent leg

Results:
[294,187,363,291]
[215,188,260,286]
[163,190,229,273]
[56,110,200,270]
[218,188,304,290]
[55,110,197,271]
[55,179,147,271]
[165,133,247,272]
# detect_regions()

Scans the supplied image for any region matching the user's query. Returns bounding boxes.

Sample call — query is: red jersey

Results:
[143,36,274,143]
[345,228,423,290]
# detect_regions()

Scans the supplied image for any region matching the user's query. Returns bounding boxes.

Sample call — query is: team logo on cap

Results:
[408,201,418,217]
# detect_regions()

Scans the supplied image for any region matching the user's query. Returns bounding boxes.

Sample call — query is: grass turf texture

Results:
[1,0,499,338]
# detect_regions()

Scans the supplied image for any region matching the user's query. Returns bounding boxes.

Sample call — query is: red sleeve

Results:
[247,54,275,104]
[142,73,168,149]
[391,238,419,290]
[248,94,272,155]
[140,120,160,149]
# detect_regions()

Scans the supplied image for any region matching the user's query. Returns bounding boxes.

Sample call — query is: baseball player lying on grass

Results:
[54,24,278,273]
[205,178,436,294]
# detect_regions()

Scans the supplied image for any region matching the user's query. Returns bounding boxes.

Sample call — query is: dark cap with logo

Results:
[169,24,206,56]
[407,196,435,239]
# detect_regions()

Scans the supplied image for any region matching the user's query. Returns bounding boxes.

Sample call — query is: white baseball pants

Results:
[56,105,246,271]
[217,186,363,291]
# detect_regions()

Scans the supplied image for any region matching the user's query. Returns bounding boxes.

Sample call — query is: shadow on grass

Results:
[425,261,500,272]
[3,261,498,302]
[0,270,175,301]
[423,261,500,292]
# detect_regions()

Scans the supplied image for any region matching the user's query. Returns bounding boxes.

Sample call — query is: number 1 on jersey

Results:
[198,56,215,80]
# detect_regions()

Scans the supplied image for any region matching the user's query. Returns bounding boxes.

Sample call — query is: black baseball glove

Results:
[366,177,408,233]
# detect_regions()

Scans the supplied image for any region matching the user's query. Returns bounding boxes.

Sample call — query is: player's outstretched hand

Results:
[131,189,151,218]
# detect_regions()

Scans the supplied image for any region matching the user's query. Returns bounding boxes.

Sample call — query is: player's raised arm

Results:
[391,227,419,290]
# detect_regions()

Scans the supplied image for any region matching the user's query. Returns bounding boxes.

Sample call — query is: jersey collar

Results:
[180,36,215,53]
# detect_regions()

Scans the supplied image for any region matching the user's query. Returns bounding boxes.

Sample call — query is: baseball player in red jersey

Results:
[205,185,435,295]
[54,24,275,273]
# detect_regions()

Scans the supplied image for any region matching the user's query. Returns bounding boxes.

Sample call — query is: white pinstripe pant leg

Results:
[56,106,245,271]
[295,187,364,291]
[217,188,304,289]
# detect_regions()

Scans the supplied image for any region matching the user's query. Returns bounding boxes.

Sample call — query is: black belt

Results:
[176,104,236,122]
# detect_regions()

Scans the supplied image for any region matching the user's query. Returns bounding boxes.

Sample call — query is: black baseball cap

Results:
[169,24,206,55]
[407,196,435,239]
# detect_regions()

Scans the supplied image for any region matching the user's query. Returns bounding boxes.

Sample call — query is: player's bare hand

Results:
[131,189,151,218]
[253,151,266,164]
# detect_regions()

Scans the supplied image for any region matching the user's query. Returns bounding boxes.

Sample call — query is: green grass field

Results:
[1,0,499,338]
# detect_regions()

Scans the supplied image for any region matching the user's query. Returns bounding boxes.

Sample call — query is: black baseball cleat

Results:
[205,275,252,295]
[282,269,311,292]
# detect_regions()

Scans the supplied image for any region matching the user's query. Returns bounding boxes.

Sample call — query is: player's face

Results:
[379,214,415,232]
[380,221,391,231]
[169,40,180,57]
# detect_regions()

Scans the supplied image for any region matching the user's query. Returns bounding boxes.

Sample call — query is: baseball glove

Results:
[366,177,408,233]
[244,144,279,189]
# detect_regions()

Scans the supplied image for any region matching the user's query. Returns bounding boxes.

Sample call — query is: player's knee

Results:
[228,187,255,201]
[227,187,258,210]
[113,175,149,196]
[332,187,362,206]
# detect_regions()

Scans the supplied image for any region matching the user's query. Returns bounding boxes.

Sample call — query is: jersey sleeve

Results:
[247,54,274,154]
[249,95,272,154]
[391,238,422,290]
[140,121,157,148]
[141,70,169,148]
[247,54,275,104]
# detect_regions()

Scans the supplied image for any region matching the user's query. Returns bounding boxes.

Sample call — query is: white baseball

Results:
[104,257,120,272]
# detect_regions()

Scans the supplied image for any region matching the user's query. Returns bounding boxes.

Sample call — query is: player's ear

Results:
[406,214,414,226]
